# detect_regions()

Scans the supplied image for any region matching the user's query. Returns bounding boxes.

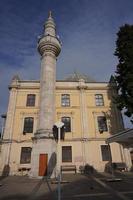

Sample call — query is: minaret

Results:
[31,11,61,178]
[37,11,61,137]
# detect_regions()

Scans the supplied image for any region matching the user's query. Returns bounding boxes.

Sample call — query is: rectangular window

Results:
[61,117,71,132]
[95,94,104,106]
[97,116,108,132]
[26,94,36,106]
[62,146,72,162]
[23,117,34,134]
[101,145,111,161]
[61,94,70,107]
[20,147,32,164]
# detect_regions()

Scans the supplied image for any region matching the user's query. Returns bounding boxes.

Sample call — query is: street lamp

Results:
[54,121,64,200]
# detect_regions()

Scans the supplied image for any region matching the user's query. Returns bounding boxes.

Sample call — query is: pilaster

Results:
[2,80,18,168]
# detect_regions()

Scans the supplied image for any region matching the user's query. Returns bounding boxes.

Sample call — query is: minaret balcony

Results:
[38,34,61,56]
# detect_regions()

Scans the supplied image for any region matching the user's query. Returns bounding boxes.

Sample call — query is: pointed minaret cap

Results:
[38,11,61,56]
[45,10,55,24]
[48,10,52,19]
[44,11,56,36]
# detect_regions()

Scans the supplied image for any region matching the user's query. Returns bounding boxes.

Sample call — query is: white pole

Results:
[54,121,64,200]
[58,127,61,200]
[108,143,114,177]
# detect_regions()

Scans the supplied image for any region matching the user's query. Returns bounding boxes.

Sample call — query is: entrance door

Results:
[39,154,48,176]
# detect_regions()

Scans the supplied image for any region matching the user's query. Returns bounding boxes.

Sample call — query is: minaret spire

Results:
[44,10,56,37]
[48,10,52,18]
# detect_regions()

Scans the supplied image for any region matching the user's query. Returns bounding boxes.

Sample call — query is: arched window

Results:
[61,117,71,132]
[23,117,34,134]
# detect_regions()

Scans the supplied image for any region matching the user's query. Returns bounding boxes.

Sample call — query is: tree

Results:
[114,24,133,123]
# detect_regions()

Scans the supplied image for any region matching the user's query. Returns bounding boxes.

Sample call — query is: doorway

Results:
[39,154,48,176]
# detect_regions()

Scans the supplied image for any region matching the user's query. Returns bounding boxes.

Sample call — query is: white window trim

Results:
[20,112,38,136]
[61,145,73,163]
[57,112,74,133]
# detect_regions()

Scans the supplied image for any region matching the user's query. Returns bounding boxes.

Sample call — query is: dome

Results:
[64,72,96,82]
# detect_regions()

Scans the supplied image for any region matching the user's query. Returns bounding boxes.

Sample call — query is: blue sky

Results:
[0,0,133,128]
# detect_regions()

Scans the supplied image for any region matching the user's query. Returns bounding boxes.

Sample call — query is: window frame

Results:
[61,94,70,107]
[95,94,104,106]
[62,146,72,162]
[26,94,36,107]
[97,116,108,133]
[20,147,32,164]
[23,117,34,134]
[61,116,71,132]
[101,145,111,161]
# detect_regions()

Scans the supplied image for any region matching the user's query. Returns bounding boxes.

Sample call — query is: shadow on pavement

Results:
[0,168,133,200]
[0,194,29,200]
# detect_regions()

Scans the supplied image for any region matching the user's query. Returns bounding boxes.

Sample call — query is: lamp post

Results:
[54,121,64,200]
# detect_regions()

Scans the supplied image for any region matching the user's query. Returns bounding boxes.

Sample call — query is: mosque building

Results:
[0,12,132,178]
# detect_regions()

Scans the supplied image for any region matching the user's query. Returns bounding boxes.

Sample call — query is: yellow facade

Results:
[0,77,131,176]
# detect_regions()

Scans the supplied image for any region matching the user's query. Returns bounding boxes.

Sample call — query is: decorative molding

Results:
[77,86,88,90]
[20,112,38,116]
[61,137,108,142]
[57,111,74,116]
[56,106,79,109]
[87,106,110,109]
[16,106,39,110]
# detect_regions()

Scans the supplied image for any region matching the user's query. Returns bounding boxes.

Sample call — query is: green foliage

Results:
[114,24,133,123]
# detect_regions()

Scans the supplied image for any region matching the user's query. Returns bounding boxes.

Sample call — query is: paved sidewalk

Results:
[0,172,133,200]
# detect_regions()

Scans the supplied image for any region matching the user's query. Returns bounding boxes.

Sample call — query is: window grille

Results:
[61,94,70,107]
[95,94,104,106]
[101,145,111,161]
[62,146,72,162]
